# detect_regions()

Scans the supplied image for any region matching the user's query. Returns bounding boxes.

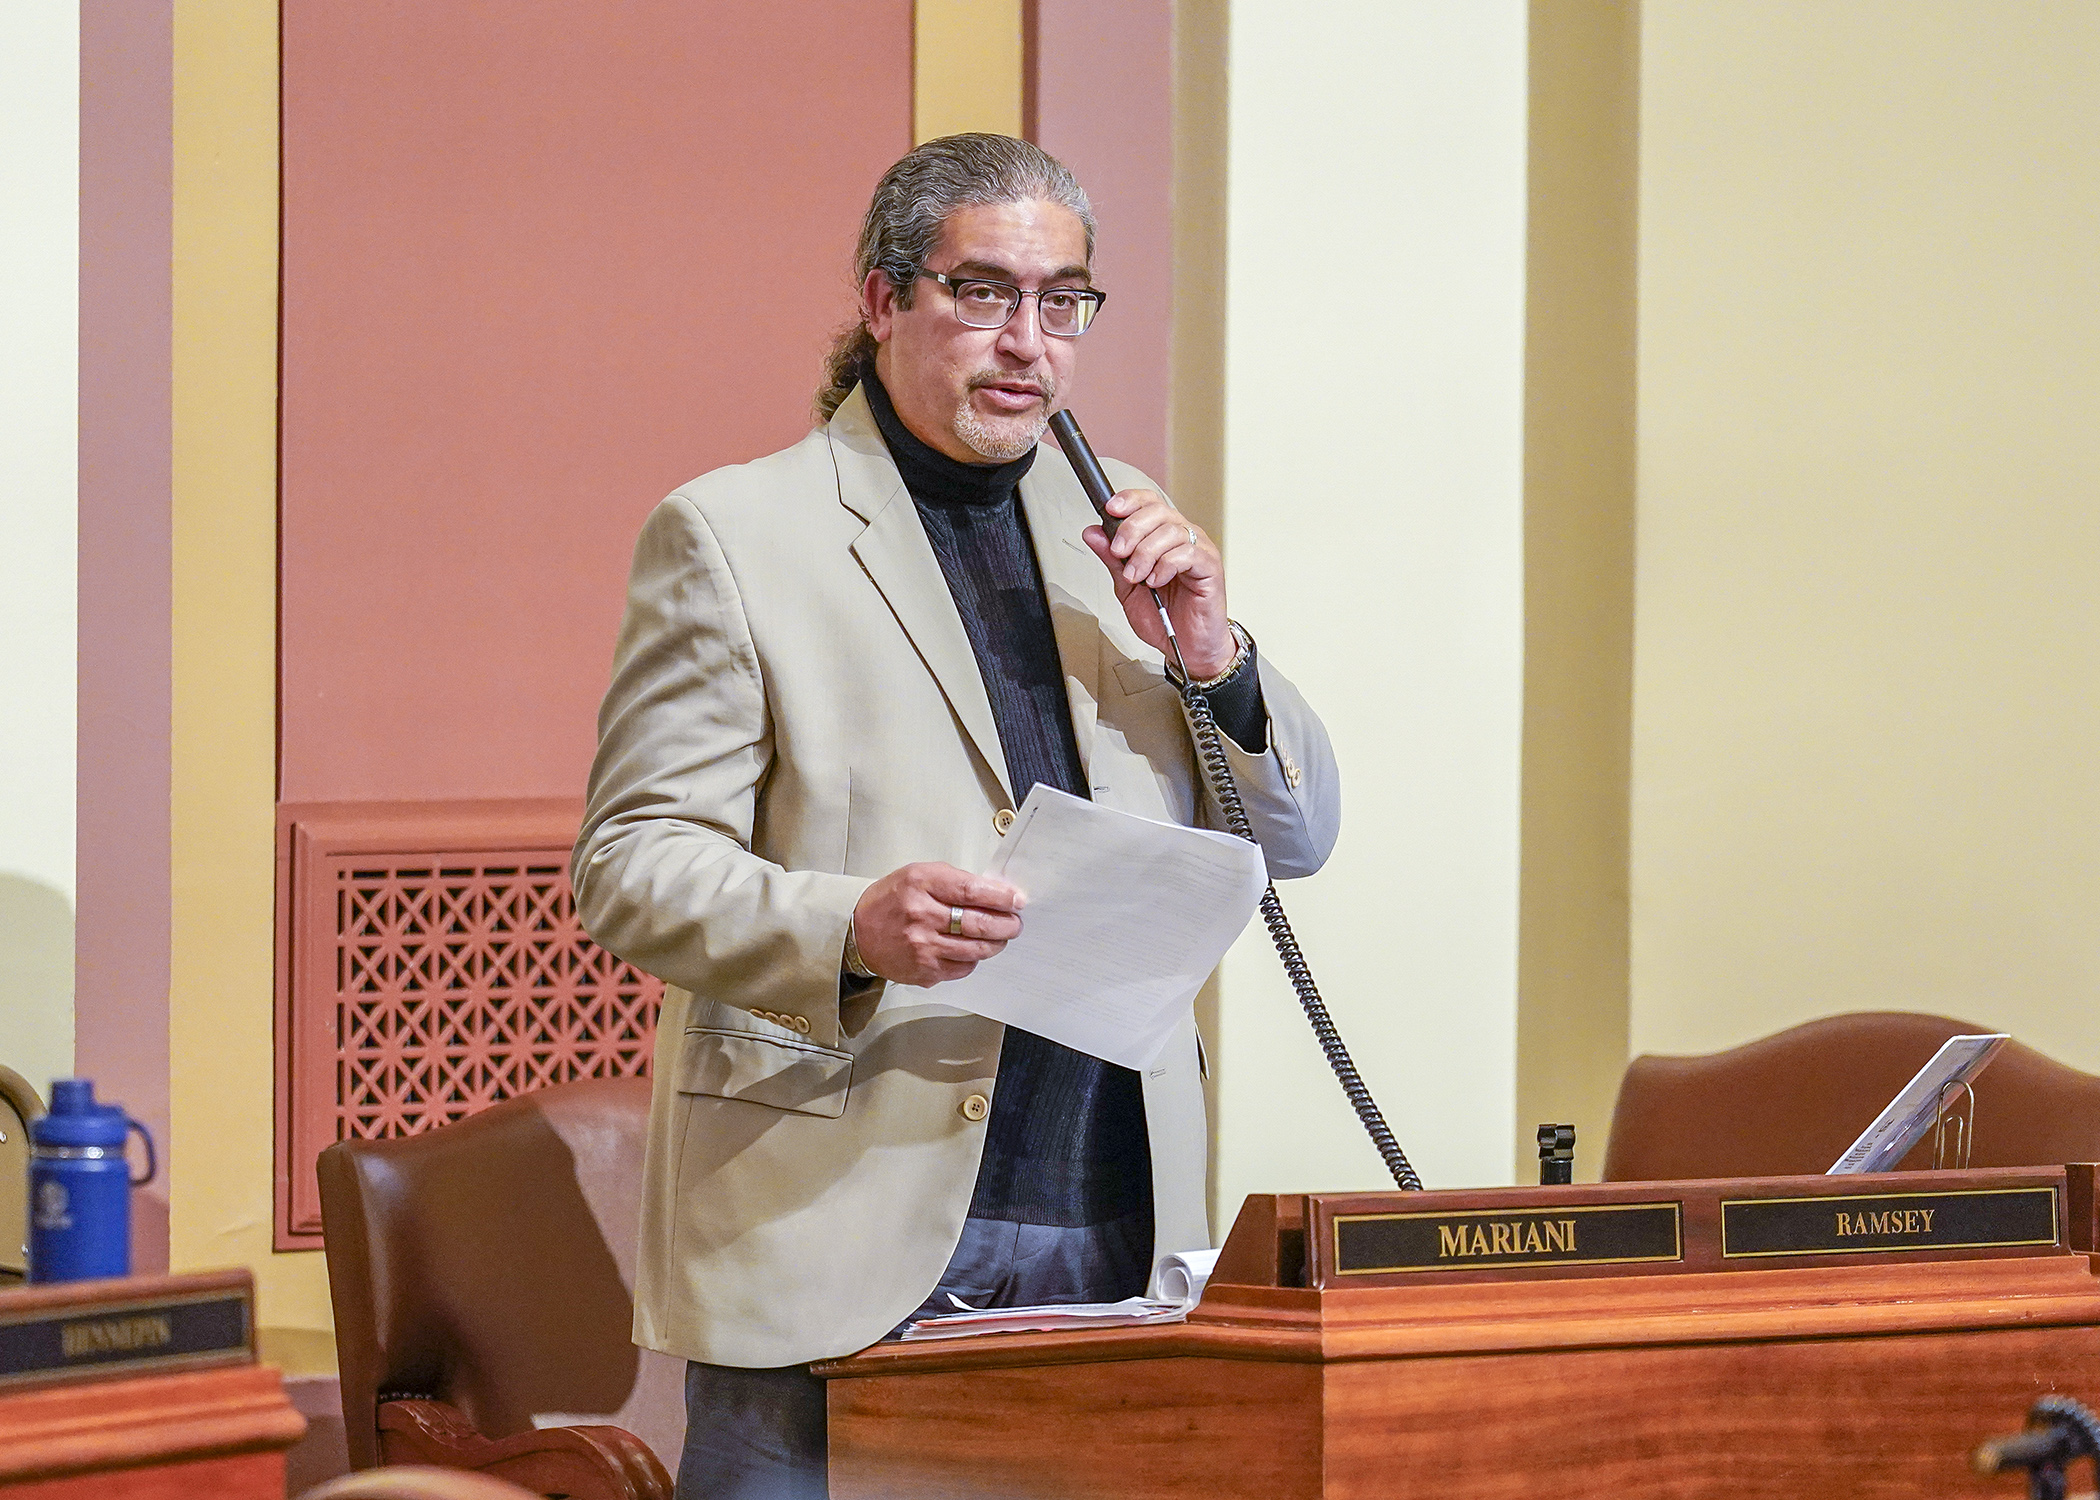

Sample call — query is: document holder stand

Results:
[815,1165,2100,1499]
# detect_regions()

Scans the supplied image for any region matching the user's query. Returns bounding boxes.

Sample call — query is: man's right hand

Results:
[852,862,1025,987]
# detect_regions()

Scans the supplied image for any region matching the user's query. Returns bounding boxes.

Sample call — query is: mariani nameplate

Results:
[0,1269,254,1390]
[1301,1167,2073,1287]
[1332,1201,1684,1275]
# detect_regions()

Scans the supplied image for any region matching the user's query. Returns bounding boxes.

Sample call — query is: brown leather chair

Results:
[1603,1011,2100,1181]
[319,1078,680,1500]
[300,1466,541,1500]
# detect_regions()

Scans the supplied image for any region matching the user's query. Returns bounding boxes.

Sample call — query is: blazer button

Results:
[959,1093,990,1122]
[993,808,1015,836]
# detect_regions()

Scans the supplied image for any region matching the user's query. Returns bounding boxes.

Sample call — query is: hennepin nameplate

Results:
[1333,1202,1684,1275]
[1720,1186,2059,1258]
[0,1285,251,1388]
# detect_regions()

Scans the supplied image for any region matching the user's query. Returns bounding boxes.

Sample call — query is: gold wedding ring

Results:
[948,906,966,936]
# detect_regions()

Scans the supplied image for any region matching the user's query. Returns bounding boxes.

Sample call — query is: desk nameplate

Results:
[1721,1186,2059,1259]
[0,1273,253,1390]
[1333,1202,1683,1276]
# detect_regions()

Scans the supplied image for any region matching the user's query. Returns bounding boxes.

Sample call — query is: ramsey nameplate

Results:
[1333,1202,1683,1275]
[0,1287,251,1389]
[1721,1186,2060,1259]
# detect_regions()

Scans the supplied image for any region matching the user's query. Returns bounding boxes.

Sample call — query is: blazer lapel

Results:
[1021,458,1108,782]
[830,387,1015,805]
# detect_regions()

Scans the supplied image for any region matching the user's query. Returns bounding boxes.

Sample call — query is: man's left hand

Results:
[1082,489,1236,678]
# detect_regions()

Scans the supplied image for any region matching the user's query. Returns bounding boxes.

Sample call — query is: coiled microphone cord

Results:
[1047,408,1423,1192]
[1180,684,1423,1191]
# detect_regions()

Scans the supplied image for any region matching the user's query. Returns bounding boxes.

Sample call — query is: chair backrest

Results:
[319,1077,683,1473]
[1602,1011,2100,1182]
[0,1067,45,1276]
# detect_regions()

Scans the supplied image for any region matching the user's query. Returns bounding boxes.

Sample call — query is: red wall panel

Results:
[280,0,912,803]
[1033,0,1174,487]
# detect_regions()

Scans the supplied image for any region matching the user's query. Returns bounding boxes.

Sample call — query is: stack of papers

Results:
[900,1249,1220,1342]
[900,1296,1188,1341]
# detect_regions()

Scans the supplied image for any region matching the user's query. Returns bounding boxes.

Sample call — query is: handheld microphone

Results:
[1048,409,1188,678]
[1048,410,1118,529]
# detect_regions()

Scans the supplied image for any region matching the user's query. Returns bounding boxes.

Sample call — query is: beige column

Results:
[1208,0,1532,1214]
[172,0,327,1325]
[1514,0,1639,1183]
[915,0,1025,143]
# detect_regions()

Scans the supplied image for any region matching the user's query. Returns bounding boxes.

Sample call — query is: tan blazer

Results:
[574,386,1339,1368]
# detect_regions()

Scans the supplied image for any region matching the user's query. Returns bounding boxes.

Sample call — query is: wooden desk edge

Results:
[814,1253,2100,1379]
[0,1363,305,1484]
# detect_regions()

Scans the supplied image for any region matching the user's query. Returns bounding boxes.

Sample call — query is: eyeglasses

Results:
[918,269,1107,338]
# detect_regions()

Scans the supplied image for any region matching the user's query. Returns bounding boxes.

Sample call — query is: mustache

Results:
[965,369,1057,402]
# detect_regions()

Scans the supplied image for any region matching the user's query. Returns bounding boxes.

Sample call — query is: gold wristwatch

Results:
[1168,619,1253,691]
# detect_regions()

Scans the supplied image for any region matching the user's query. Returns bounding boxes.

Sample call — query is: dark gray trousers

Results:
[676,1212,1150,1500]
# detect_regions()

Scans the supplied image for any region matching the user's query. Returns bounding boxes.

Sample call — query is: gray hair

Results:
[814,133,1094,422]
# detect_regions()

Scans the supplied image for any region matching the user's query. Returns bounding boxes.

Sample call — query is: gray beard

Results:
[953,403,1051,461]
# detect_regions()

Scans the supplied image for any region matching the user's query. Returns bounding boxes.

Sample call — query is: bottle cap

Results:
[32,1079,130,1149]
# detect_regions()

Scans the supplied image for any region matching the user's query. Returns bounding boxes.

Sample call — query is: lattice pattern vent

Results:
[335,860,659,1139]
[277,803,663,1247]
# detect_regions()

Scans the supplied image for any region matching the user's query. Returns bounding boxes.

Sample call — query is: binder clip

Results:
[1933,1078,1976,1171]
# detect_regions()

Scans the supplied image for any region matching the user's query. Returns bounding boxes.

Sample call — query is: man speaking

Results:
[574,134,1339,1499]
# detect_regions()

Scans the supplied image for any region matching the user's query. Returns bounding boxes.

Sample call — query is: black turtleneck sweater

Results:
[860,370,1263,1244]
[860,368,1146,1235]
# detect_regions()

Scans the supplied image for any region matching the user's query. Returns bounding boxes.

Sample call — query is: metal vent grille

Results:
[334,859,658,1138]
[277,802,662,1247]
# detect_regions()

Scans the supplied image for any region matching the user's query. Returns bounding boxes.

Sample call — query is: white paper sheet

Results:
[1827,1032,2009,1174]
[930,785,1267,1070]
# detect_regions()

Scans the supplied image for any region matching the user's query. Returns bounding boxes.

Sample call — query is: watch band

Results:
[842,921,878,981]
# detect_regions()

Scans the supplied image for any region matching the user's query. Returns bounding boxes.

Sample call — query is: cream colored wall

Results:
[0,0,79,1097]
[171,0,330,1330]
[1632,2,2100,1072]
[1212,0,1530,1211]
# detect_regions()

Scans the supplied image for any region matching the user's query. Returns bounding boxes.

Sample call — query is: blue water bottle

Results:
[28,1080,157,1283]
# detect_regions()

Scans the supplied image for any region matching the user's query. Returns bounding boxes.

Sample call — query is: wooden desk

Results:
[818,1173,2100,1498]
[0,1272,303,1497]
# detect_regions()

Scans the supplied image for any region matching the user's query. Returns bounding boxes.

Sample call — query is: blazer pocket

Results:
[675,1027,853,1119]
[1112,658,1175,698]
